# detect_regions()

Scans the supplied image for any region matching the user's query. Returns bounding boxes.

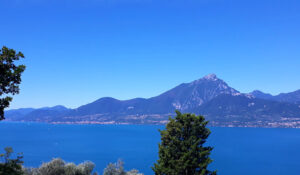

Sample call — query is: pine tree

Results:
[153,111,216,175]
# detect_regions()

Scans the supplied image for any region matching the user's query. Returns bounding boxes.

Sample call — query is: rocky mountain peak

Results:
[203,73,218,81]
[160,74,240,111]
[191,74,220,85]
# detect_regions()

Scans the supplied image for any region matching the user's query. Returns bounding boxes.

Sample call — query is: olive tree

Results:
[24,158,97,175]
[103,160,143,175]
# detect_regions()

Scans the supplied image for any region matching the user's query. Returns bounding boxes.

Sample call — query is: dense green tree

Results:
[0,147,24,175]
[0,46,26,120]
[152,111,217,175]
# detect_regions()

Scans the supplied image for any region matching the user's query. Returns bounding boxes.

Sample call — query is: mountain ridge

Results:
[5,74,300,128]
[250,89,300,104]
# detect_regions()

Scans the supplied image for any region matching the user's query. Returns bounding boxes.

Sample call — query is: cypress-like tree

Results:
[153,111,216,175]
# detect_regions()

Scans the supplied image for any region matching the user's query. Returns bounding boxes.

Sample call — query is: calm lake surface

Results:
[1,122,300,175]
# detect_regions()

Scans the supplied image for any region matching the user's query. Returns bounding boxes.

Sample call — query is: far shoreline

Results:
[2,121,300,129]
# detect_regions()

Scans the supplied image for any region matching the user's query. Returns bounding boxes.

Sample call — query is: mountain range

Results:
[5,74,300,128]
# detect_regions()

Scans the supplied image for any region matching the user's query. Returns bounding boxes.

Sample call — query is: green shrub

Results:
[1,147,141,175]
[24,158,97,175]
[0,147,24,175]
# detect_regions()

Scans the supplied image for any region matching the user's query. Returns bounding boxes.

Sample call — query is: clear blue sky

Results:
[1,0,300,109]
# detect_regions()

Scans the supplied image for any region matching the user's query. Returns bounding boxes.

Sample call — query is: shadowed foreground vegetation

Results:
[0,147,143,175]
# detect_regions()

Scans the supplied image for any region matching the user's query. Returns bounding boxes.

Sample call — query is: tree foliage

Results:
[24,158,98,175]
[0,147,24,175]
[0,46,26,120]
[103,160,143,175]
[152,111,216,175]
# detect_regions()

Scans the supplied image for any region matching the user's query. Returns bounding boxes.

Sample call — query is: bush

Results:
[0,147,24,175]
[0,148,141,175]
[103,160,143,175]
[1,148,142,175]
[24,158,97,175]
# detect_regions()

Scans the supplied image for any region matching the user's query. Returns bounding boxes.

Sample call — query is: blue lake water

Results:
[1,122,300,175]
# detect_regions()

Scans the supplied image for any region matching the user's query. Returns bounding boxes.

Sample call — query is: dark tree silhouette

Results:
[153,111,216,175]
[0,147,24,175]
[0,46,26,120]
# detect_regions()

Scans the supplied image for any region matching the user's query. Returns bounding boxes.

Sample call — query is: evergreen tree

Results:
[153,111,216,175]
[0,46,26,120]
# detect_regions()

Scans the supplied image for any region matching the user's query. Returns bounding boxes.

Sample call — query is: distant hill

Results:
[5,74,300,128]
[196,94,300,122]
[250,89,300,104]
[250,90,274,100]
[5,105,70,122]
[4,108,35,121]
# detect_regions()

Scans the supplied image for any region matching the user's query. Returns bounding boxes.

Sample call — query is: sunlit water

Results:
[1,122,300,175]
